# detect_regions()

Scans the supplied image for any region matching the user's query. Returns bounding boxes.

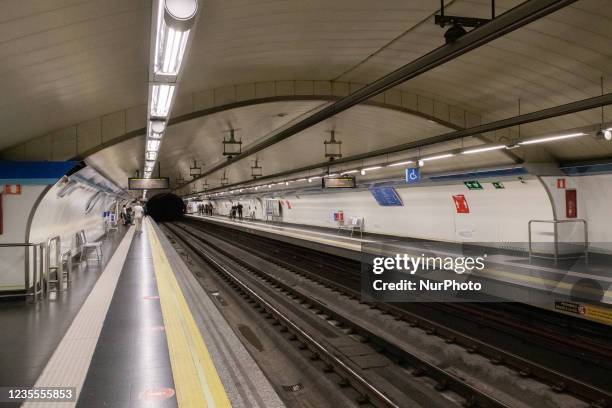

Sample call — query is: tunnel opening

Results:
[146,193,185,222]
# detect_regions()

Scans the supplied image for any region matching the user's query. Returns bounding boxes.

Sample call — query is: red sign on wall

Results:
[557,178,566,189]
[566,189,577,218]
[4,185,21,195]
[452,194,470,214]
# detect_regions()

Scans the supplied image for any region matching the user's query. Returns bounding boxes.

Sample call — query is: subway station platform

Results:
[187,214,612,325]
[3,218,283,408]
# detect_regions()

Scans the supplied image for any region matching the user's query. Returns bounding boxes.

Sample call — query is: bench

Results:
[337,216,364,238]
[77,230,103,263]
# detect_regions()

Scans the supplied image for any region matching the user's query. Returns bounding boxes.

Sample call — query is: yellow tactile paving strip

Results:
[147,219,232,408]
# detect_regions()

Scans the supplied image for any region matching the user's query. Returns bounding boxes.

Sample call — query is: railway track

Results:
[183,218,612,364]
[165,221,611,408]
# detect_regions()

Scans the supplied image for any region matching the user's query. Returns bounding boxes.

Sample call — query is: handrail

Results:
[528,219,588,265]
[0,242,42,247]
[46,236,62,294]
[0,242,46,302]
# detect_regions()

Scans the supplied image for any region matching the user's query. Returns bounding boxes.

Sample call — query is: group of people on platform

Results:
[194,201,245,220]
[119,201,145,233]
[197,203,214,216]
[230,203,243,220]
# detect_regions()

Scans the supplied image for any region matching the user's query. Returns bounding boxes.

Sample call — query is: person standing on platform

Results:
[237,202,243,220]
[133,201,144,233]
[120,205,127,225]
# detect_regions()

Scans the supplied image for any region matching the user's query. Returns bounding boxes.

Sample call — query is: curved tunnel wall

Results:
[29,180,115,253]
[202,178,555,250]
[0,173,118,289]
[201,174,612,253]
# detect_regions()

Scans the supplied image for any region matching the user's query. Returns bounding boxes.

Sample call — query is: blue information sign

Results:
[405,167,421,184]
[370,187,403,206]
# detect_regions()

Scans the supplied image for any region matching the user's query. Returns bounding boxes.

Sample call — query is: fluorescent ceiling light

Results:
[388,160,414,167]
[362,166,382,171]
[153,0,197,77]
[461,145,507,154]
[519,132,585,145]
[147,139,161,151]
[150,84,175,117]
[341,170,358,175]
[422,153,454,161]
[156,27,190,76]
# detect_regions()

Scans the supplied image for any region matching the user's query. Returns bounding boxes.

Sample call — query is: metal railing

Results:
[0,242,46,302]
[528,219,589,265]
[46,236,72,294]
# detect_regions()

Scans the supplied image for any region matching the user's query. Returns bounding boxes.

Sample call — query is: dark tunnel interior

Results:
[145,193,185,222]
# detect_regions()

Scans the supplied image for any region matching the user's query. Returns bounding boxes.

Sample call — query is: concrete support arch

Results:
[1,80,481,162]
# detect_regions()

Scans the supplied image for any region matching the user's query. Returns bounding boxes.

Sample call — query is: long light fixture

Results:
[518,132,585,145]
[150,84,175,118]
[142,0,199,186]
[154,0,198,78]
[389,160,414,167]
[461,145,506,154]
[421,153,454,161]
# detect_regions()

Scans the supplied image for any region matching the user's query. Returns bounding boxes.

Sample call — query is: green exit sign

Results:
[492,181,505,189]
[464,180,483,190]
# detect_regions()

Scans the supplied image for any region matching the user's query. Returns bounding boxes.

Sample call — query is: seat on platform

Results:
[337,216,364,238]
[77,230,102,263]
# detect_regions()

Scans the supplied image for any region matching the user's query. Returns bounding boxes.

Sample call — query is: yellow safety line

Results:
[146,219,232,408]
[480,267,612,298]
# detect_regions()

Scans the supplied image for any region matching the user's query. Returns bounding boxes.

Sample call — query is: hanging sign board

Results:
[322,176,356,188]
[370,187,403,206]
[405,167,421,184]
[464,180,483,190]
[128,177,169,190]
[452,194,470,214]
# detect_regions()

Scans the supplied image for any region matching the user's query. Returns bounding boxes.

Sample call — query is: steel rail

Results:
[181,218,612,407]
[164,223,402,408]
[171,222,518,407]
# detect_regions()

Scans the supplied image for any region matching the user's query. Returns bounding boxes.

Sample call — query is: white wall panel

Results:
[209,178,555,248]
[0,185,47,289]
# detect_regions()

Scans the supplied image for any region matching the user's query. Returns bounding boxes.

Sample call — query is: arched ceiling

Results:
[2,0,612,190]
[86,101,468,190]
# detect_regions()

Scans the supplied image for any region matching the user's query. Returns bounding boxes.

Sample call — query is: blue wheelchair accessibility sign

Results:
[406,167,421,184]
